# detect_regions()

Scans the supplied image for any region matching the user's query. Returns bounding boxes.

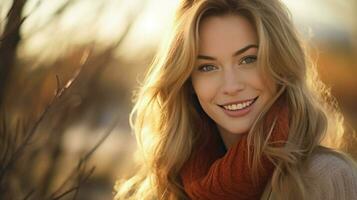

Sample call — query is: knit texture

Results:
[260,150,357,200]
[180,97,289,200]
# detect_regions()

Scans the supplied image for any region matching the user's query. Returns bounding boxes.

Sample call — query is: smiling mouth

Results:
[219,96,259,111]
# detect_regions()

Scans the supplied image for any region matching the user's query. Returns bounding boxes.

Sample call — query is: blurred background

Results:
[0,0,356,199]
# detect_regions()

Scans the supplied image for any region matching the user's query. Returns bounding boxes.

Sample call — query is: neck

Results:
[217,126,243,150]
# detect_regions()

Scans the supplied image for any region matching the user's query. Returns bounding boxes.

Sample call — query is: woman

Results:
[115,0,357,199]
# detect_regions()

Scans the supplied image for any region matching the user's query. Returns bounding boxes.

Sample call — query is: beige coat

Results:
[260,151,357,200]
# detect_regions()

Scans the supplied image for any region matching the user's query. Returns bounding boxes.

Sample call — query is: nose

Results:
[221,68,245,96]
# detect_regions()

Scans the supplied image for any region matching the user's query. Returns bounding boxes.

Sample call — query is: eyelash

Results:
[198,64,217,72]
[240,55,257,64]
[197,55,257,72]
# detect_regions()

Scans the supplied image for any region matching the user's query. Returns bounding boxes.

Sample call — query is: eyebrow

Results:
[197,44,258,60]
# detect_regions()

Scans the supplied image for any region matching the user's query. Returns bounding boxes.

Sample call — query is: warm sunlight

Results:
[15,0,357,62]
[1,0,356,199]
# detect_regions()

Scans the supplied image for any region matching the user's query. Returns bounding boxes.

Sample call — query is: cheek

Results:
[192,76,219,103]
[259,72,277,95]
[251,69,277,95]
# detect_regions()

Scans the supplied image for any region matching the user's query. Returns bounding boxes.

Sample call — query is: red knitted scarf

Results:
[180,97,289,200]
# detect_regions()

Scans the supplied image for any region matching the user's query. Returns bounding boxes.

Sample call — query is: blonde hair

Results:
[115,0,351,199]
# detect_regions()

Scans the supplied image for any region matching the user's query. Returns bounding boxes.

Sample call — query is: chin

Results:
[223,125,251,135]
[231,128,250,135]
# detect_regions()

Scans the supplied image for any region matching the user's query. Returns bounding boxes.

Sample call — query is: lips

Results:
[217,96,258,118]
[219,96,259,111]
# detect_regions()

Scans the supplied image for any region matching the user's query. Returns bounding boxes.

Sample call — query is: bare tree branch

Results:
[0,56,86,198]
[49,113,120,199]
[51,166,95,200]
[0,0,27,108]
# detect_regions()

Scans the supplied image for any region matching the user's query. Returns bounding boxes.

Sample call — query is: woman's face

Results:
[191,14,277,141]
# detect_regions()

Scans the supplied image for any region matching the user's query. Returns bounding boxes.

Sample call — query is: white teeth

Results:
[237,104,242,109]
[223,99,254,111]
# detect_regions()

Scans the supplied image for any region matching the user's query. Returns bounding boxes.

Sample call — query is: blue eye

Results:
[240,55,257,64]
[198,64,217,72]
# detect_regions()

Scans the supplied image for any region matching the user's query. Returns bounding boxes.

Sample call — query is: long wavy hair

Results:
[115,0,350,199]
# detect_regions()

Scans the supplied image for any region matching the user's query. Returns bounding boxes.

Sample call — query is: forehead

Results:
[198,14,258,54]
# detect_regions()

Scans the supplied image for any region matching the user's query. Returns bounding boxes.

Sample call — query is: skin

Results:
[191,14,277,149]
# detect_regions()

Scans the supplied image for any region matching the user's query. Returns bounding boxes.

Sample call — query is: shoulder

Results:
[305,148,356,173]
[261,148,357,200]
[302,147,357,200]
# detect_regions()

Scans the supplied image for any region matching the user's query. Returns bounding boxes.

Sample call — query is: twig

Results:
[51,166,95,200]
[23,188,35,200]
[0,0,43,41]
[0,63,84,185]
[49,114,119,198]
[20,0,78,41]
